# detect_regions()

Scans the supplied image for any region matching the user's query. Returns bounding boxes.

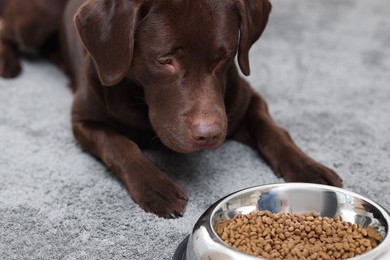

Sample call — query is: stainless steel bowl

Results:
[175,183,390,260]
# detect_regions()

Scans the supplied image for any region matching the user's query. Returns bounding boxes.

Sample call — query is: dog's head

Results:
[75,0,271,153]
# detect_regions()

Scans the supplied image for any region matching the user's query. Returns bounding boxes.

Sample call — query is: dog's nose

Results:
[190,120,223,146]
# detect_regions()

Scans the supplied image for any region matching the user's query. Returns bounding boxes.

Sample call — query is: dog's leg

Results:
[72,121,188,218]
[0,27,21,78]
[231,81,342,187]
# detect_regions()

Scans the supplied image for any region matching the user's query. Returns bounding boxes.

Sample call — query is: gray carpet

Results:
[1,0,389,259]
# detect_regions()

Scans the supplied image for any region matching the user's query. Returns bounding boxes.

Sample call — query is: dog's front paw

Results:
[130,174,188,219]
[277,159,343,188]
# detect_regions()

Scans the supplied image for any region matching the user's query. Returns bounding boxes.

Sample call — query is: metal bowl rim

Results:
[205,182,390,260]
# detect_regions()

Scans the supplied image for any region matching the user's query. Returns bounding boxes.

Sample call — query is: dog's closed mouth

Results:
[157,130,225,153]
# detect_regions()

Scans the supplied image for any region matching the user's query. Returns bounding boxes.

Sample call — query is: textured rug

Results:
[1,0,389,259]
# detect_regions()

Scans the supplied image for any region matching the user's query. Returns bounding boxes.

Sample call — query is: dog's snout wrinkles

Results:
[190,120,223,146]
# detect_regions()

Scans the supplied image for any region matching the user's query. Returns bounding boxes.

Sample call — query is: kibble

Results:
[216,211,383,260]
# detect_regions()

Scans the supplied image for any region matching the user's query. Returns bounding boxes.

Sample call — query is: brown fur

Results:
[0,0,342,218]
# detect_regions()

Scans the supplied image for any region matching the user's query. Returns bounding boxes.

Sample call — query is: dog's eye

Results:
[219,55,227,61]
[211,54,234,74]
[216,53,234,64]
[215,55,232,67]
[218,57,228,63]
[155,57,176,73]
[157,58,172,65]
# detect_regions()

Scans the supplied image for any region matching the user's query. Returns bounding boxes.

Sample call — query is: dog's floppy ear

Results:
[74,0,147,86]
[237,0,272,76]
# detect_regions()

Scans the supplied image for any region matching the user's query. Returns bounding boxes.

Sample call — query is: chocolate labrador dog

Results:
[0,0,342,218]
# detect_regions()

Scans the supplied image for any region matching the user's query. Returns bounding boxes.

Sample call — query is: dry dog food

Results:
[216,211,383,259]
